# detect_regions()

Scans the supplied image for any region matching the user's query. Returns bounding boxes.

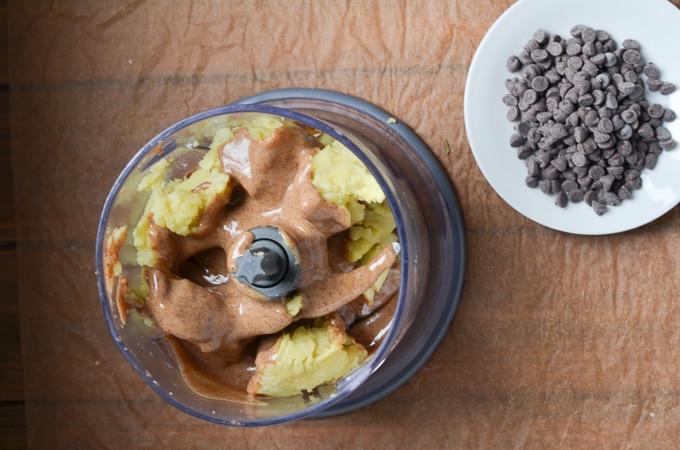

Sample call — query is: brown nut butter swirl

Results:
[143,125,398,363]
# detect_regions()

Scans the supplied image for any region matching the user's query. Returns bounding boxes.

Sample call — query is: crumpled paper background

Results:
[9,0,680,447]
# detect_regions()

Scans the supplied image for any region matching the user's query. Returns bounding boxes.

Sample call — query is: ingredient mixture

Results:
[103,113,401,401]
[503,24,677,215]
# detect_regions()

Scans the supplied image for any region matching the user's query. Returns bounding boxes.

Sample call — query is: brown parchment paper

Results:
[9,0,680,448]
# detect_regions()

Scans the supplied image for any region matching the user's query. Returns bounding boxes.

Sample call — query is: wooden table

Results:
[0,0,25,447]
[5,1,680,448]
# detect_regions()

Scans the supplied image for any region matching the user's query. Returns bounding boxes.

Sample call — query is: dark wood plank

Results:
[0,85,11,242]
[0,0,8,241]
[0,0,6,85]
[0,403,26,450]
[0,248,21,402]
[0,248,23,450]
[0,0,22,446]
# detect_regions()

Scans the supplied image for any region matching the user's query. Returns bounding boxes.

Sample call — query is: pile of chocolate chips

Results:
[503,24,676,215]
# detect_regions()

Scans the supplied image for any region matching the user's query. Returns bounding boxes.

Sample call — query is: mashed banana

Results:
[133,146,231,266]
[312,139,385,224]
[247,321,368,397]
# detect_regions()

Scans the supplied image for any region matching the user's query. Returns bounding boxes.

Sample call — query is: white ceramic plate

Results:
[464,0,680,235]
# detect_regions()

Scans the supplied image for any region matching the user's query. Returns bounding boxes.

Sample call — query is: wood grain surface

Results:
[0,0,25,446]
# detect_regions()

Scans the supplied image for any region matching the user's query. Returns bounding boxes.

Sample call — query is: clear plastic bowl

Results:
[95,88,465,426]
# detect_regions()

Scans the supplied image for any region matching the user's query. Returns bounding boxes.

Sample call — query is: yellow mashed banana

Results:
[247,322,368,398]
[311,140,385,224]
[132,146,231,266]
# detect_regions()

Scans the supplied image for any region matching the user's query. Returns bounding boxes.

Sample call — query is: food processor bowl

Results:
[95,88,465,426]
